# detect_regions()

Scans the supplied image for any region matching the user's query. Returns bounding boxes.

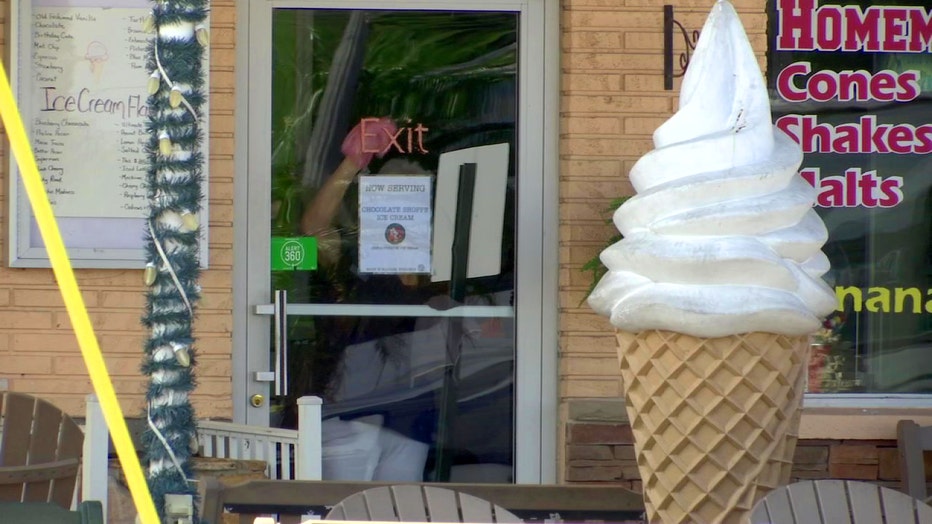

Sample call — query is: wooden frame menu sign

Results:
[8,0,209,268]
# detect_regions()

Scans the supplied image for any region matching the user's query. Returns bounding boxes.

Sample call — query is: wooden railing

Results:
[197,396,322,481]
[82,395,324,519]
[202,479,646,524]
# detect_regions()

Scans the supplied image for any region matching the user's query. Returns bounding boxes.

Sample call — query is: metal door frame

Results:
[232,0,559,483]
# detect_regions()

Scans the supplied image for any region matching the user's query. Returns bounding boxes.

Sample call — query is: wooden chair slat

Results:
[786,480,820,520]
[749,485,791,524]
[391,486,428,522]
[52,416,82,508]
[917,497,932,524]
[0,460,80,483]
[899,420,931,501]
[0,392,84,509]
[361,486,398,521]
[493,504,523,524]
[813,480,850,524]
[0,394,35,503]
[457,491,495,523]
[2,393,37,466]
[22,399,63,503]
[29,399,62,464]
[879,484,917,524]
[327,505,347,520]
[423,485,461,522]
[338,489,374,520]
[846,480,884,522]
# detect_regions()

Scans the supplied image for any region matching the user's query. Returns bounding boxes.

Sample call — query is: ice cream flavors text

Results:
[774,0,931,209]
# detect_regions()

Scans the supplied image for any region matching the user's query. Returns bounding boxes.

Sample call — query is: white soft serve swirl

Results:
[587,0,837,338]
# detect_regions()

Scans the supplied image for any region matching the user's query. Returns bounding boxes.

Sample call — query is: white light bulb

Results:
[169,86,183,109]
[147,71,161,95]
[143,262,157,286]
[158,131,172,156]
[171,342,191,367]
[142,14,155,33]
[180,211,199,231]
[195,24,209,47]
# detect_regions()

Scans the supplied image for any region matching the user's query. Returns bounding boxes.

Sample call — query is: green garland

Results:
[141,0,208,520]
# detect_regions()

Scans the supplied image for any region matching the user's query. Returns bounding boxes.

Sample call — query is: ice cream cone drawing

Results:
[587,1,836,522]
[85,41,109,83]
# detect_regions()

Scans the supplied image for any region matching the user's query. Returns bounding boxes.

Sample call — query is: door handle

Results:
[273,289,288,396]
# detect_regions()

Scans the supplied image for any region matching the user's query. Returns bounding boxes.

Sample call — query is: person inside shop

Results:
[298,116,437,482]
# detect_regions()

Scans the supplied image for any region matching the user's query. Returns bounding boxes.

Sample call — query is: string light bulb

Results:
[147,71,161,95]
[195,23,209,47]
[143,262,157,286]
[169,86,183,109]
[142,13,155,33]
[180,211,199,231]
[171,342,191,367]
[158,131,172,156]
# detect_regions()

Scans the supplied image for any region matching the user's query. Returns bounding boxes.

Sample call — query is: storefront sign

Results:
[769,0,932,392]
[357,175,432,274]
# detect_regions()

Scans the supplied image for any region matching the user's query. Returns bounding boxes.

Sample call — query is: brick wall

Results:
[564,399,932,494]
[555,0,926,489]
[0,2,236,418]
[559,0,769,401]
[558,0,771,479]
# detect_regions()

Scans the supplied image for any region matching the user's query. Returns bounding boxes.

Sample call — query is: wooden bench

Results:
[202,480,646,524]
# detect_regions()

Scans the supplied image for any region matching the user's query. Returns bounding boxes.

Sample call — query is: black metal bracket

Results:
[664,5,701,90]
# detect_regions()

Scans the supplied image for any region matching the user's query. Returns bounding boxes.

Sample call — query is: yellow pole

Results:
[0,62,159,524]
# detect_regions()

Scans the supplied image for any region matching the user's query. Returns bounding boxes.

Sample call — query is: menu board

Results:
[9,0,209,267]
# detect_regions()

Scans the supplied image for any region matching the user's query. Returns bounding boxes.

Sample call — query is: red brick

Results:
[842,439,896,446]
[792,470,830,481]
[794,462,829,472]
[799,439,843,446]
[614,445,636,461]
[831,444,879,465]
[621,465,641,480]
[567,422,635,445]
[794,445,829,465]
[566,466,622,482]
[568,459,624,468]
[567,445,614,461]
[829,463,878,480]
[878,448,900,481]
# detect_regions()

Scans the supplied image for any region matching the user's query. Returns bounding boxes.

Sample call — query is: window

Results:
[767,0,932,395]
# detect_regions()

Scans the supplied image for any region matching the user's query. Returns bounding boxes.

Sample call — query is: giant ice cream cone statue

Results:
[587,2,837,522]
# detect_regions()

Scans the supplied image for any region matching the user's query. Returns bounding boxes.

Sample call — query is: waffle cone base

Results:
[616,330,808,524]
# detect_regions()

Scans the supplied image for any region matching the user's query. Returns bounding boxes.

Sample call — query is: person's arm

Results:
[300,117,397,265]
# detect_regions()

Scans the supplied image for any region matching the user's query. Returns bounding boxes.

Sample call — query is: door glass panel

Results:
[269,9,518,483]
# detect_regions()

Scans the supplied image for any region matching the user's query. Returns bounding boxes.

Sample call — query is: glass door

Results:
[241,0,553,484]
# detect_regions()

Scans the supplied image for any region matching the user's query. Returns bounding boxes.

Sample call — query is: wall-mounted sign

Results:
[8,0,209,268]
[357,175,432,274]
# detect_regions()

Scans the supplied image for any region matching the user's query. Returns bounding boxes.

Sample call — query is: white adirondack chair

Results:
[749,479,932,524]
